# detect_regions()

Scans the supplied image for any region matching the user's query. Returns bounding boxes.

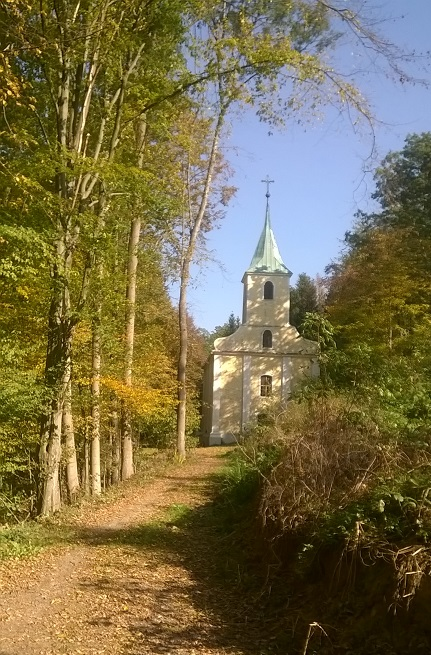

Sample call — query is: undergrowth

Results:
[0,521,72,560]
[236,397,431,537]
[229,395,431,606]
[216,396,431,653]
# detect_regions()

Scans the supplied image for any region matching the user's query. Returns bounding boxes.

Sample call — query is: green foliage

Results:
[290,273,319,331]
[0,0,421,515]
[0,521,72,560]
[322,135,431,448]
[301,311,336,349]
[0,370,45,511]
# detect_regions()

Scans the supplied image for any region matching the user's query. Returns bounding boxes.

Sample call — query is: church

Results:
[201,188,319,446]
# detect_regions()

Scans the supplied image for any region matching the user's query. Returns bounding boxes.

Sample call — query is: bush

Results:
[258,396,385,536]
[237,395,431,553]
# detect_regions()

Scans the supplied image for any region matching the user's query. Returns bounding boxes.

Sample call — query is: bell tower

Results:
[241,178,292,327]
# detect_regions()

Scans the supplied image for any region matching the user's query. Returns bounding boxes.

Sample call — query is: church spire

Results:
[247,180,291,275]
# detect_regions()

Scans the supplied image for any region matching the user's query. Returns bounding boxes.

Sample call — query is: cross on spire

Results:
[261,175,274,199]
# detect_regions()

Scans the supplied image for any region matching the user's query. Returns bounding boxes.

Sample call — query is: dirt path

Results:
[0,449,269,655]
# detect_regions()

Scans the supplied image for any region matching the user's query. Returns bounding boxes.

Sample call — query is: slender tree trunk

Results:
[121,118,146,480]
[84,436,90,495]
[121,408,134,480]
[64,376,79,501]
[111,408,121,484]
[121,215,141,480]
[175,107,226,457]
[106,430,113,486]
[176,277,188,457]
[91,310,102,494]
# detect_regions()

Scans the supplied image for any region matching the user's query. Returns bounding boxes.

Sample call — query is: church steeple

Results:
[241,181,292,327]
[247,203,292,275]
[247,179,292,275]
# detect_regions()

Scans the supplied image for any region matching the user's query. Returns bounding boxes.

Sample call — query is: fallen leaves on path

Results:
[0,449,271,655]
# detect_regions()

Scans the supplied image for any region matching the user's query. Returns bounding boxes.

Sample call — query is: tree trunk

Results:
[175,107,226,457]
[120,118,146,479]
[64,376,80,501]
[90,311,102,494]
[39,398,63,515]
[38,262,73,515]
[84,436,90,495]
[121,215,141,479]
[176,278,188,457]
[121,405,134,480]
[111,408,121,484]
[106,430,113,486]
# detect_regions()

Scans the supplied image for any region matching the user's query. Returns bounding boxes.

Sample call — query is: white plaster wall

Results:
[242,355,251,428]
[202,261,319,444]
[242,272,291,326]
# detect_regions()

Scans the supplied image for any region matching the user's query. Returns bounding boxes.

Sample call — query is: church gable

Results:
[214,324,318,355]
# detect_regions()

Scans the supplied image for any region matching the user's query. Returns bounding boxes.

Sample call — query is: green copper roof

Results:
[247,203,292,275]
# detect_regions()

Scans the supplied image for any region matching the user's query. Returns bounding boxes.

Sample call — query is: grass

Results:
[0,520,74,560]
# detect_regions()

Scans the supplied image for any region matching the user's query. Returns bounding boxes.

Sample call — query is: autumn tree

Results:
[325,134,431,423]
[0,0,189,513]
[328,133,431,352]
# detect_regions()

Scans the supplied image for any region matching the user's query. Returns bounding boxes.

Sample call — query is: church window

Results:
[262,330,272,348]
[260,375,272,397]
[264,281,274,299]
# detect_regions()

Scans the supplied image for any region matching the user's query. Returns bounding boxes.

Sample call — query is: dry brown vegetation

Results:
[231,395,431,653]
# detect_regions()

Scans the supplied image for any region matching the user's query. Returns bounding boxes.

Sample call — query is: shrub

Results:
[258,396,387,537]
[237,395,431,552]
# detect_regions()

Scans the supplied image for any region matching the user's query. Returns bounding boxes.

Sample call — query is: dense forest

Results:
[0,0,426,544]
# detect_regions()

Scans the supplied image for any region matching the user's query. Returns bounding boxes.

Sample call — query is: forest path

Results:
[0,449,268,655]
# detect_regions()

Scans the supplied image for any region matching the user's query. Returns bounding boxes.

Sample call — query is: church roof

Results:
[247,202,292,275]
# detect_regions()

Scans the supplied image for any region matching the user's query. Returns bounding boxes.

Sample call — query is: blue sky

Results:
[186,0,431,332]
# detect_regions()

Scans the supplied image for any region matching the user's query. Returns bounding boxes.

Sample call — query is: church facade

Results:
[201,197,319,446]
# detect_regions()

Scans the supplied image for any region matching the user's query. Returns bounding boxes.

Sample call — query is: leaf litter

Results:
[0,449,270,655]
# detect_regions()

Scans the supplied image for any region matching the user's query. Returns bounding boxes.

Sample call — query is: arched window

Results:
[260,375,272,397]
[262,330,272,348]
[264,281,274,300]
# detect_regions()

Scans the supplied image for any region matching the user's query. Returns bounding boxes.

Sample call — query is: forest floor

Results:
[0,449,276,655]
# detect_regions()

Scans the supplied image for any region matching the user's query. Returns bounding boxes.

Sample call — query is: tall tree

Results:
[169,0,417,456]
[290,273,319,332]
[327,133,431,353]
[1,0,187,513]
[169,107,231,457]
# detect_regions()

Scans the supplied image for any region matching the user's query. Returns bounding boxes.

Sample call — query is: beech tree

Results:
[1,0,187,513]
[168,107,233,457]
[170,0,417,456]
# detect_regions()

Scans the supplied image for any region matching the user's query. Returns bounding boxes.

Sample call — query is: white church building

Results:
[201,191,319,445]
